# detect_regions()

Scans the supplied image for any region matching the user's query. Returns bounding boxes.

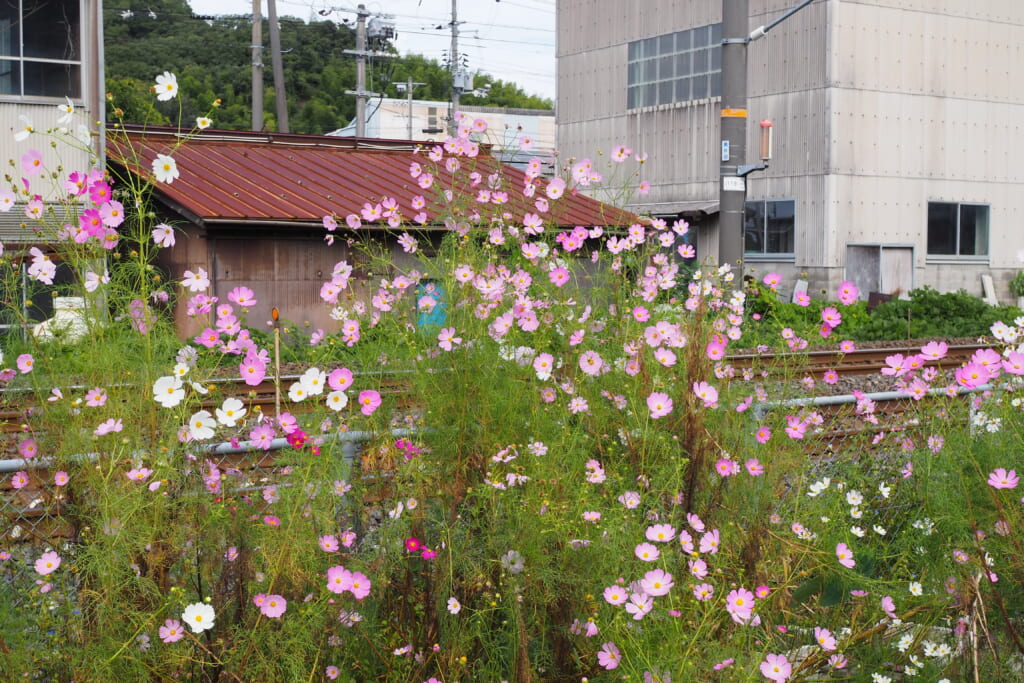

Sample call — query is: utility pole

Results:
[396,78,426,140]
[266,0,289,132]
[448,0,461,137]
[344,5,391,139]
[251,0,263,131]
[717,0,749,274]
[718,0,817,277]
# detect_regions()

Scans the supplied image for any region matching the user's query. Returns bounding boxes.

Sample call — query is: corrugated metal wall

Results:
[558,0,1024,299]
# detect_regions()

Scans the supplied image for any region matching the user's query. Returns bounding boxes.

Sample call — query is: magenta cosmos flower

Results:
[989,468,1019,489]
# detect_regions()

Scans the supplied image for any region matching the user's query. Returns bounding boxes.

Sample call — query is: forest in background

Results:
[103,0,553,135]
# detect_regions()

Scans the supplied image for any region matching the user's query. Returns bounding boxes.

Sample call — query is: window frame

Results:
[0,0,83,101]
[626,23,721,110]
[925,201,990,263]
[743,198,796,261]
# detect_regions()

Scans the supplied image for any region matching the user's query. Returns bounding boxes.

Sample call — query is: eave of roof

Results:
[107,126,636,230]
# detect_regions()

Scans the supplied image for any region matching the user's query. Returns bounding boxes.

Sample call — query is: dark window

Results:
[927,202,989,258]
[0,0,81,98]
[745,199,795,256]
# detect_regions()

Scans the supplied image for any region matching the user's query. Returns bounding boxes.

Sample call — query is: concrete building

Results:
[557,0,1024,301]
[327,97,556,170]
[0,0,105,331]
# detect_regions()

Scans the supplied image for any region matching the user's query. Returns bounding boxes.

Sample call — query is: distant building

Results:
[0,0,105,332]
[327,97,555,170]
[557,0,1024,301]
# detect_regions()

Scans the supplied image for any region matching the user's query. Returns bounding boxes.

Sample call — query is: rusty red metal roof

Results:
[107,126,636,229]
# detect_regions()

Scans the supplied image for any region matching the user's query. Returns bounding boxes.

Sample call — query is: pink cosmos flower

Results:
[794,290,811,307]
[249,424,276,450]
[320,535,340,552]
[692,380,718,407]
[881,595,897,618]
[645,523,676,543]
[326,566,352,594]
[239,353,266,386]
[989,468,1019,489]
[755,427,772,444]
[159,619,185,643]
[920,340,948,360]
[18,439,38,459]
[603,585,628,605]
[597,641,621,670]
[548,266,570,287]
[640,569,674,597]
[725,588,755,619]
[17,353,33,374]
[326,666,340,680]
[836,280,859,305]
[261,594,287,618]
[762,272,781,291]
[11,471,29,489]
[760,653,792,682]
[745,458,764,475]
[699,529,720,554]
[54,471,69,486]
[579,350,604,376]
[228,286,257,308]
[814,626,837,650]
[835,542,855,568]
[34,551,61,575]
[821,307,842,328]
[358,390,382,415]
[94,418,123,436]
[348,571,371,599]
[693,583,714,601]
[646,392,673,419]
[634,542,660,562]
[624,592,652,620]
[85,388,107,407]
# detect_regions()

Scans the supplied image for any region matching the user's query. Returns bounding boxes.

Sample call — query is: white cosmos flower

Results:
[189,410,216,440]
[153,375,185,408]
[152,154,179,184]
[325,390,348,412]
[182,602,215,632]
[57,97,74,125]
[446,597,461,614]
[14,114,33,141]
[288,382,308,402]
[216,397,247,427]
[196,116,212,130]
[155,71,179,101]
[299,367,326,396]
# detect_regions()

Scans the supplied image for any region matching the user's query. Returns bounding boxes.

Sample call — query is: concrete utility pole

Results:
[343,5,391,138]
[397,78,427,140]
[355,5,369,137]
[251,0,264,131]
[717,0,817,276]
[717,0,750,274]
[448,0,461,137]
[267,0,289,132]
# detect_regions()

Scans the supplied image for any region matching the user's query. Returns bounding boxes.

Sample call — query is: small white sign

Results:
[722,176,745,192]
[721,140,730,161]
